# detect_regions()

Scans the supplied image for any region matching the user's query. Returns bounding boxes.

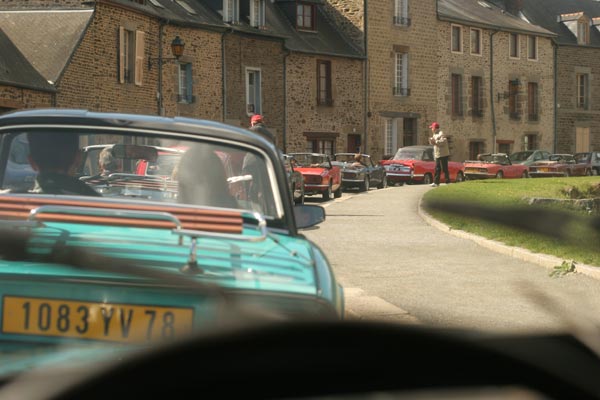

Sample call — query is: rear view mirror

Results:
[294,205,326,229]
[111,144,158,162]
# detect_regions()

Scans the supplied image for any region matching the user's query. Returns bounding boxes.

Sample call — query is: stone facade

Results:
[436,23,555,162]
[0,85,53,112]
[555,45,600,154]
[284,53,364,155]
[48,3,226,121]
[222,34,285,145]
[367,0,439,161]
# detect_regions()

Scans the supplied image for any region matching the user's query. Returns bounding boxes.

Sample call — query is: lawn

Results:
[420,176,600,267]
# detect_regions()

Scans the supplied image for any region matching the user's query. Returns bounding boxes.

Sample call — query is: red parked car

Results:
[463,153,530,179]
[288,153,342,201]
[380,145,465,185]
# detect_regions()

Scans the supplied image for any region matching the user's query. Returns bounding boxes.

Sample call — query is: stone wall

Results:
[284,53,364,154]
[0,85,53,110]
[222,34,285,145]
[555,45,600,154]
[55,3,224,120]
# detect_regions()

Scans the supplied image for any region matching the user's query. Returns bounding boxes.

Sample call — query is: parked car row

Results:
[283,152,389,202]
[379,146,600,184]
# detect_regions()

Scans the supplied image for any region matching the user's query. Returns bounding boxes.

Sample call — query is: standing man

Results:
[428,122,450,187]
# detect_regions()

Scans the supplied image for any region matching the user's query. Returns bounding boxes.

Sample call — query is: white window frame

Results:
[394,52,409,96]
[119,27,144,86]
[394,0,409,26]
[451,24,463,53]
[246,67,262,116]
[384,118,398,156]
[509,32,519,59]
[470,28,482,56]
[177,63,193,103]
[223,0,240,23]
[250,0,266,28]
[577,73,589,110]
[527,35,538,61]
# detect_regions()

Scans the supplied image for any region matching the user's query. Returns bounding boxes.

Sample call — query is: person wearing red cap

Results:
[428,122,450,187]
[249,114,276,145]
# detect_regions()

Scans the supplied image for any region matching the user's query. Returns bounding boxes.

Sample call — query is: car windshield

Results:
[509,151,533,162]
[393,149,422,160]
[335,154,359,163]
[291,153,328,167]
[3,129,279,218]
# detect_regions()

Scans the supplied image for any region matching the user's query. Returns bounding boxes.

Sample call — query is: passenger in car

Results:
[177,145,238,209]
[26,132,101,197]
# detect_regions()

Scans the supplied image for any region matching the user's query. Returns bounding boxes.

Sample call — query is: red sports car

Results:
[380,145,465,185]
[288,153,342,201]
[463,153,530,179]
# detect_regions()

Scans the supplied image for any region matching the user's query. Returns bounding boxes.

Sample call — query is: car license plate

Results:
[539,168,549,172]
[2,296,194,343]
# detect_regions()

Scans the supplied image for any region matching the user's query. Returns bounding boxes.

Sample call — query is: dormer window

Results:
[223,0,240,23]
[558,12,591,46]
[250,0,266,28]
[577,17,590,45]
[297,3,315,30]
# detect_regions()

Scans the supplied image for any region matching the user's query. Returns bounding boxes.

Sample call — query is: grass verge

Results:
[420,176,600,267]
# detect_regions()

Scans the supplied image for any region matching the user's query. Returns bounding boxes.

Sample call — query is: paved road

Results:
[302,184,600,334]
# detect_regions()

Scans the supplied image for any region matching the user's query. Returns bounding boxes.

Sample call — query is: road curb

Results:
[417,197,600,282]
[343,287,420,324]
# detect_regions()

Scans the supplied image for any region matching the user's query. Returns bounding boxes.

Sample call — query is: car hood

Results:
[381,159,416,166]
[295,168,327,174]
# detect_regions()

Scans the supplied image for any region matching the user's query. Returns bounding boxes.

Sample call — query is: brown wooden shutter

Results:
[135,31,145,86]
[119,26,125,84]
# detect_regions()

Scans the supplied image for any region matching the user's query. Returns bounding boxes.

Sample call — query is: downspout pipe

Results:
[363,0,369,154]
[553,40,558,153]
[221,28,234,122]
[157,21,166,116]
[283,48,291,153]
[489,30,499,153]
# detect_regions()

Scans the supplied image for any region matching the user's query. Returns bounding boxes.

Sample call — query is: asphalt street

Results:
[301,184,600,334]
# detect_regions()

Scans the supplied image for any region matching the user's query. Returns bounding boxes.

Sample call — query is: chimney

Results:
[504,0,524,15]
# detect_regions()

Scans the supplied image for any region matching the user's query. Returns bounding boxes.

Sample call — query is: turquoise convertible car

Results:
[0,109,343,352]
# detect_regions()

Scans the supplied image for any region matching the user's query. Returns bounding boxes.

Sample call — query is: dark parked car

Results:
[332,153,387,192]
[508,150,551,166]
[574,152,600,176]
[283,154,305,204]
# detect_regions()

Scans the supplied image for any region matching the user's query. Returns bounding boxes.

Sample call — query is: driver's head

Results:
[27,132,80,174]
[99,147,119,173]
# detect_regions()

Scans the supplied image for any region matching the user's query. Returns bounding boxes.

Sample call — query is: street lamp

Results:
[148,36,185,70]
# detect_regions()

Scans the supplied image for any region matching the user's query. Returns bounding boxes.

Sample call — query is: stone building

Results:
[498,0,600,155]
[0,0,365,155]
[326,0,556,162]
[436,0,556,162]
